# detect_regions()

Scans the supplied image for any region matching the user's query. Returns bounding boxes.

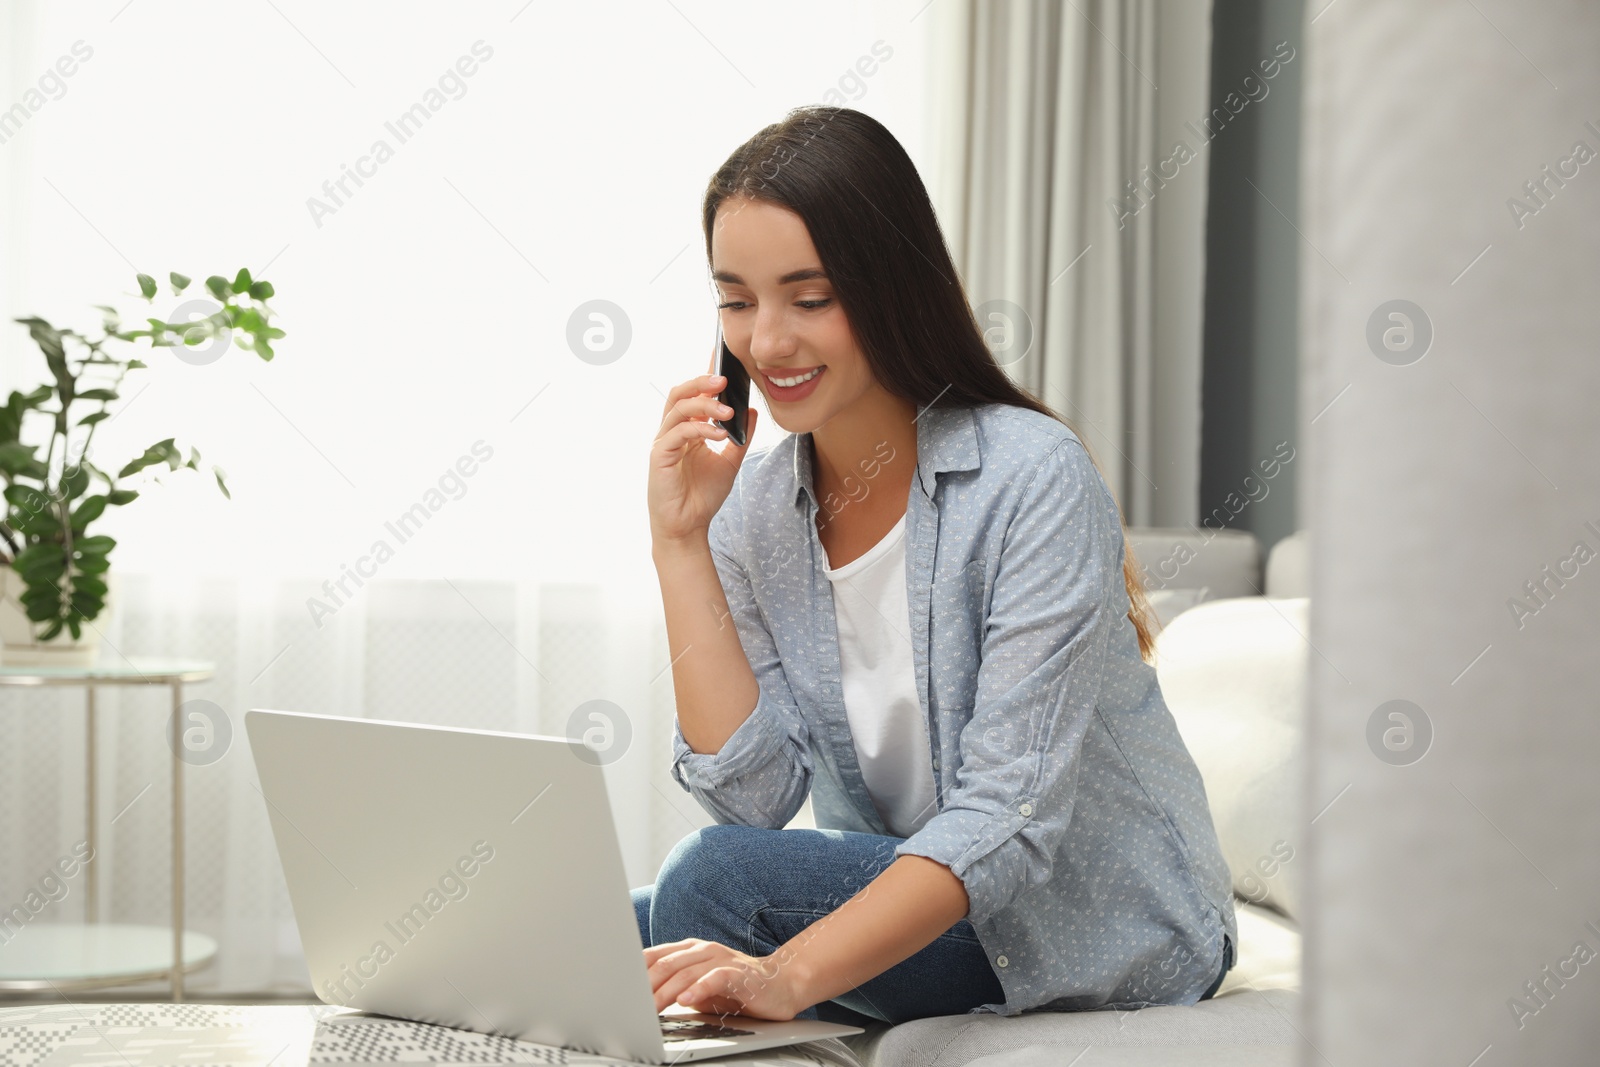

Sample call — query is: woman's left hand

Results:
[644,938,810,1020]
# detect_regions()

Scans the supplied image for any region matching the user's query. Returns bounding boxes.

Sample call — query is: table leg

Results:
[85,687,97,924]
[171,681,184,1002]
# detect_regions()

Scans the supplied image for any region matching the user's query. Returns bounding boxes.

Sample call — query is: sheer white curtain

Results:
[924,0,1214,526]
[0,0,936,995]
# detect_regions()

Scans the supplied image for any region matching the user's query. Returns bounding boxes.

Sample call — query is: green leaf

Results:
[77,388,118,401]
[127,359,148,370]
[142,320,173,347]
[11,507,60,537]
[18,557,66,584]
[117,437,180,478]
[183,321,221,347]
[4,484,50,511]
[11,542,64,575]
[72,574,108,598]
[61,464,90,501]
[0,441,38,475]
[18,518,60,538]
[37,618,64,637]
[78,411,111,427]
[248,280,275,300]
[205,275,231,300]
[25,321,69,385]
[71,494,108,528]
[232,267,253,293]
[107,489,139,506]
[137,273,157,300]
[170,272,191,294]
[21,582,61,606]
[213,465,231,499]
[10,543,56,569]
[16,546,66,573]
[74,554,111,575]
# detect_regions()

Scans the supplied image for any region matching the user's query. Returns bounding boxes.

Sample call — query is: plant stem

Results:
[74,338,126,476]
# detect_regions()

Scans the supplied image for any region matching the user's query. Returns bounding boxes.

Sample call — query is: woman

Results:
[637,106,1236,1028]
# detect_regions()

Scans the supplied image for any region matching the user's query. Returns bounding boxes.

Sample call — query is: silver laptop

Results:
[245,709,862,1063]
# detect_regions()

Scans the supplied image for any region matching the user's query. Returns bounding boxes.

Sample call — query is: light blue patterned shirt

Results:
[670,401,1236,1015]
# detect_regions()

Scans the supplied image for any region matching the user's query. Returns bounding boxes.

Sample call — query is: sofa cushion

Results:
[1153,598,1308,919]
[1146,585,1214,628]
[1127,527,1264,599]
[843,899,1300,1066]
[962,1041,1299,1066]
[844,988,1301,1066]
[1264,530,1310,598]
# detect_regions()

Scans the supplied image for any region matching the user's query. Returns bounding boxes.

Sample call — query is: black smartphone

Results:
[713,322,750,447]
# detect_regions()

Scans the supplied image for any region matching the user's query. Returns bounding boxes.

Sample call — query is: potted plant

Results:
[0,269,283,667]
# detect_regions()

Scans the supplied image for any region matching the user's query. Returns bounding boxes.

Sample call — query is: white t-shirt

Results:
[821,514,939,838]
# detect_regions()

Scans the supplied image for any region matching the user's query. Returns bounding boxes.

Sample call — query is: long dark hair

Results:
[701,105,1161,662]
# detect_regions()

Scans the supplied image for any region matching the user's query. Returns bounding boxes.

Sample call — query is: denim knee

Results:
[652,824,770,942]
[659,824,767,886]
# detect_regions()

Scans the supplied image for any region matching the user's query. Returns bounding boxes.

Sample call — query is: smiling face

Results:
[710,196,887,436]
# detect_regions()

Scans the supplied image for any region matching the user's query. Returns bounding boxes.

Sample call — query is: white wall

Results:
[1303,1,1600,1062]
[0,0,937,588]
[0,0,943,996]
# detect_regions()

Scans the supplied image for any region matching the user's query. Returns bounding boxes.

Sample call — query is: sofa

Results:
[837,527,1312,1067]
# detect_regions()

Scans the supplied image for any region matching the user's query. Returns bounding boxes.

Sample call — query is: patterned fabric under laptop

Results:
[0,1003,863,1067]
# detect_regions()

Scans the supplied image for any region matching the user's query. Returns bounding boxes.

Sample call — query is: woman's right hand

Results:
[648,371,758,549]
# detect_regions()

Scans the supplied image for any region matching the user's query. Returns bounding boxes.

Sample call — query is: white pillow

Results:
[1146,586,1212,628]
[1154,596,1308,919]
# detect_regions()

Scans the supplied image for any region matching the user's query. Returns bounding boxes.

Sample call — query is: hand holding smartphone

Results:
[712,322,750,447]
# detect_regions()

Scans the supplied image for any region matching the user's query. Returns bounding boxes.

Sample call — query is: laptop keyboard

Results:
[659,1017,756,1043]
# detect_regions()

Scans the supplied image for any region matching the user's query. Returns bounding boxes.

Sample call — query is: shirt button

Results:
[1018,803,1033,817]
[996,955,1009,968]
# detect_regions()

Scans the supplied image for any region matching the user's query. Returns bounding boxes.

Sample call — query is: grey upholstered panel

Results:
[965,1044,1296,1067]
[1263,530,1309,598]
[1303,1,1600,1062]
[1126,527,1263,598]
[846,989,1302,1067]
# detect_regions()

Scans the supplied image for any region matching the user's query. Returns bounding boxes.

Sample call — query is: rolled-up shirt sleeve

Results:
[895,437,1121,926]
[670,477,813,829]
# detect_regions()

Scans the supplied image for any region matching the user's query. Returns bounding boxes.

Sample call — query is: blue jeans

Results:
[631,824,1006,1025]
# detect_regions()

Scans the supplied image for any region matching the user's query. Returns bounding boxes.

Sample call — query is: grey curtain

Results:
[926,0,1213,526]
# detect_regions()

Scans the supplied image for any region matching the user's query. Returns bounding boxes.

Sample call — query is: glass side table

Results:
[0,657,220,1000]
